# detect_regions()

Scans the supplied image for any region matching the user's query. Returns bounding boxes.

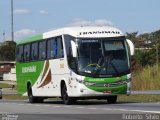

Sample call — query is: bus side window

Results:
[50,39,54,58]
[31,42,38,61]
[47,39,51,59]
[47,38,55,59]
[57,37,64,58]
[17,45,24,62]
[39,41,46,60]
[53,39,57,58]
[24,44,30,61]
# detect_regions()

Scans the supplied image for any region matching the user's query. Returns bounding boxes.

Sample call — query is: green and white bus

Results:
[16,26,134,104]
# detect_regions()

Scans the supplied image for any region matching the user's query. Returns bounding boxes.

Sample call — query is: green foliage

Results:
[127,30,160,90]
[151,29,160,44]
[0,41,16,61]
[131,45,160,69]
[126,29,160,68]
[126,32,140,47]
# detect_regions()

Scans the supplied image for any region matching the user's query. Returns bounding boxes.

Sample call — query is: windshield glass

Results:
[77,37,130,77]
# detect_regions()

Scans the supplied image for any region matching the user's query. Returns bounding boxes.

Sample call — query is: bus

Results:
[16,26,134,105]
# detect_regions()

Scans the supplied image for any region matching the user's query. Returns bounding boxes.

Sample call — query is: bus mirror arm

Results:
[71,40,77,57]
[126,39,135,56]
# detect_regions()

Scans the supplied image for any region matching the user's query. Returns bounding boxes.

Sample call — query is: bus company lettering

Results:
[22,66,36,73]
[79,31,120,35]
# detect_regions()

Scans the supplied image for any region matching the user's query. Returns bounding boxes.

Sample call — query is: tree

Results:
[126,30,160,69]
[151,30,160,44]
[126,32,140,47]
[151,30,160,67]
[0,41,16,61]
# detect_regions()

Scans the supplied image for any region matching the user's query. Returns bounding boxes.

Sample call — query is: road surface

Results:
[0,100,160,120]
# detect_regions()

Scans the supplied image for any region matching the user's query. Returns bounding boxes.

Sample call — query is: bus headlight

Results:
[122,78,131,84]
[76,78,84,83]
[76,78,95,86]
[83,82,95,86]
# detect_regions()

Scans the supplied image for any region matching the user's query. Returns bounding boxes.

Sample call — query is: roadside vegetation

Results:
[127,30,160,90]
[118,95,160,103]
[0,41,16,61]
[2,94,27,100]
[132,65,160,90]
[131,46,160,90]
[0,83,11,88]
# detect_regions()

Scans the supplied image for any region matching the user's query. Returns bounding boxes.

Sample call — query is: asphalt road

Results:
[0,100,160,120]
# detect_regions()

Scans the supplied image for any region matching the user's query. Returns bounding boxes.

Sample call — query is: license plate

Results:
[103,90,112,94]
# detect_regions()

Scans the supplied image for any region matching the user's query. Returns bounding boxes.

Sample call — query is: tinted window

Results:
[17,37,63,62]
[57,37,64,58]
[31,42,38,61]
[24,44,30,61]
[17,45,24,62]
[39,41,46,60]
[47,36,63,59]
[47,38,55,59]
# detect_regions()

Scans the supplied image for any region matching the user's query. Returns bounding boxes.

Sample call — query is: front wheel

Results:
[61,84,76,105]
[107,95,117,104]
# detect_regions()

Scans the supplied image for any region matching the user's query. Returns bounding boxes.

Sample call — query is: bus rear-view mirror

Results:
[126,39,135,56]
[71,40,77,57]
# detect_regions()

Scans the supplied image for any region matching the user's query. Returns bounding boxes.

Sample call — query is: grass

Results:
[132,65,160,90]
[2,94,27,100]
[118,95,160,103]
[0,83,11,88]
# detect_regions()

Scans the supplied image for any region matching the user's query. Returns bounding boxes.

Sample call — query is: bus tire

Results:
[107,95,117,104]
[36,97,44,103]
[61,84,75,105]
[27,85,36,103]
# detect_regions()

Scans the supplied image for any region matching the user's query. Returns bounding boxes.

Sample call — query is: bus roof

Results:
[17,26,124,45]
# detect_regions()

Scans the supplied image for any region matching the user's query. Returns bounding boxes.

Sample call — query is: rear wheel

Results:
[36,97,44,103]
[61,84,76,105]
[107,95,117,104]
[27,85,37,103]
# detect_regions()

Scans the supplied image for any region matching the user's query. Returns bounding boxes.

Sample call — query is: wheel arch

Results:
[27,80,32,90]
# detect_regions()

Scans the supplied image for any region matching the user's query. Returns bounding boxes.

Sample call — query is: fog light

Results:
[80,89,84,93]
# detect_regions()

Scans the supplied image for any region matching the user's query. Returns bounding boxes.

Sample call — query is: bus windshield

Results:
[77,38,130,77]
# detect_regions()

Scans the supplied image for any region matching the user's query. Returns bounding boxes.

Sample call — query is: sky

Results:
[0,0,160,42]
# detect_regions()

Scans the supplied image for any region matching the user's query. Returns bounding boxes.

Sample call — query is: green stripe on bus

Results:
[17,34,43,45]
[84,75,127,84]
